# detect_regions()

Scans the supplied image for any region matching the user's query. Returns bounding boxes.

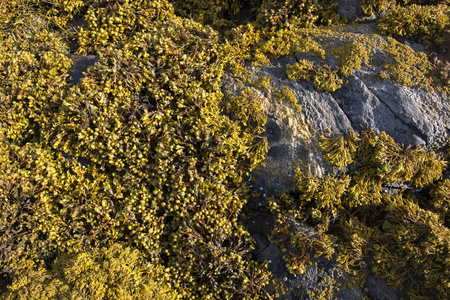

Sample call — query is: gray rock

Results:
[264,118,283,144]
[364,78,450,148]
[68,54,99,85]
[293,81,353,135]
[257,243,363,300]
[365,273,408,300]
[333,0,365,21]
[333,74,427,146]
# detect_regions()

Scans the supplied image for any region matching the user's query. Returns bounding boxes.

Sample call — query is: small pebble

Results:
[283,277,288,282]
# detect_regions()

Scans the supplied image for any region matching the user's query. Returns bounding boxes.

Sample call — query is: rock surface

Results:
[333,0,365,21]
[222,24,450,299]
[68,54,99,85]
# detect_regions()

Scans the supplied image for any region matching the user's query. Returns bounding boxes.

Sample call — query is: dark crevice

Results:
[329,93,358,132]
[253,241,271,256]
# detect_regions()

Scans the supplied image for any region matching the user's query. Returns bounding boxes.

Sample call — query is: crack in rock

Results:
[367,83,429,145]
[332,74,428,147]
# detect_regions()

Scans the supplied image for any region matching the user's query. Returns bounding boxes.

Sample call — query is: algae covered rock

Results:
[2,1,450,299]
[228,25,450,187]
[223,23,450,300]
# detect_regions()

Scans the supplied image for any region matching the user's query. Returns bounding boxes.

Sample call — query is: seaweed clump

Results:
[286,60,343,92]
[334,40,371,77]
[0,1,272,299]
[362,0,450,16]
[170,0,246,30]
[243,25,447,93]
[77,0,174,54]
[255,0,342,29]
[168,0,343,30]
[0,0,87,30]
[378,4,450,47]
[0,7,72,143]
[382,36,433,88]
[268,130,450,299]
[3,243,179,299]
